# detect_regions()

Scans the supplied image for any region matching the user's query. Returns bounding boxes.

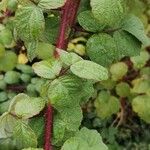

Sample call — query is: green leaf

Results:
[110,62,128,81]
[13,121,37,149]
[9,93,45,119]
[0,92,7,102]
[48,75,83,108]
[53,117,66,145]
[121,15,150,46]
[132,95,150,123]
[0,27,14,48]
[40,16,59,44]
[25,40,38,61]
[59,106,82,131]
[29,117,44,146]
[22,148,43,150]
[131,78,150,94]
[0,138,17,150]
[4,71,21,84]
[37,42,55,60]
[113,31,141,57]
[38,0,66,10]
[86,33,119,66]
[0,112,17,138]
[116,82,131,97]
[61,127,108,150]
[32,59,62,79]
[0,51,17,72]
[15,5,45,42]
[16,64,34,75]
[78,10,105,32]
[131,51,150,69]
[87,32,142,67]
[0,100,11,114]
[0,0,8,11]
[48,74,94,109]
[60,50,83,66]
[0,43,5,58]
[91,0,126,26]
[94,91,120,119]
[70,60,108,81]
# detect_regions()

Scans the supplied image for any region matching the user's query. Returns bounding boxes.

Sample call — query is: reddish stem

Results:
[44,1,81,150]
[54,0,81,58]
[44,105,53,150]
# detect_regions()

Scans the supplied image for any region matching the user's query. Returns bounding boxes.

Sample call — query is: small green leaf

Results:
[94,91,120,119]
[0,112,17,138]
[0,25,14,48]
[131,51,150,69]
[9,93,45,119]
[132,78,150,94]
[132,95,150,123]
[15,5,45,42]
[70,60,108,81]
[38,0,66,10]
[37,42,55,60]
[78,10,105,32]
[61,127,108,150]
[110,62,128,81]
[121,15,150,46]
[32,59,62,79]
[0,51,17,72]
[13,121,37,149]
[60,50,83,66]
[91,0,126,26]
[116,82,131,97]
[4,71,21,84]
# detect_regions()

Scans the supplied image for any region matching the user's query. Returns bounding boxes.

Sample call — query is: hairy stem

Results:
[44,104,53,150]
[54,0,81,57]
[44,1,81,150]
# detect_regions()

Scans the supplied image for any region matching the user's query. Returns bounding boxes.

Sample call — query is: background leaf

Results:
[91,0,126,26]
[121,15,150,46]
[61,127,108,150]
